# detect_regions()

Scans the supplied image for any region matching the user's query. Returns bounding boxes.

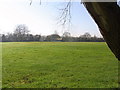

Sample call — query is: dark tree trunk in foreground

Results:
[83,2,120,60]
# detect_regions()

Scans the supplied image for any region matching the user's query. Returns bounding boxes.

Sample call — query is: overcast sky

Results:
[0,0,106,37]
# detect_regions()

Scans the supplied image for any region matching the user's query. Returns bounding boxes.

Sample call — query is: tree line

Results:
[0,24,104,42]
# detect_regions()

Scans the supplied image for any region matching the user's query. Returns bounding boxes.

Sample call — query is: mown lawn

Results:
[2,42,118,88]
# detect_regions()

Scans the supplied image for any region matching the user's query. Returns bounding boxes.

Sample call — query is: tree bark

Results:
[83,2,120,60]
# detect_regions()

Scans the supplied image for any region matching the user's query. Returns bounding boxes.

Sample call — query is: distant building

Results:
[45,34,62,42]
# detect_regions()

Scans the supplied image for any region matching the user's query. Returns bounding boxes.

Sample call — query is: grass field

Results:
[2,42,118,88]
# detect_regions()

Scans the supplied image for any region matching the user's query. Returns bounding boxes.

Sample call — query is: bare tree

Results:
[62,31,72,42]
[14,24,30,41]
[81,32,91,38]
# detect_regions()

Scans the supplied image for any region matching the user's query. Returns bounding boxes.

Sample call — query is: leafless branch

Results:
[29,0,42,5]
[39,0,41,5]
[30,0,32,5]
[57,0,72,28]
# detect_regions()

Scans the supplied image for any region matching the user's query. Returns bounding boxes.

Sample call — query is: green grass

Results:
[2,42,118,88]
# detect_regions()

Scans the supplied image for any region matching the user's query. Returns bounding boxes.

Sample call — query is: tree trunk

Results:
[83,2,120,60]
